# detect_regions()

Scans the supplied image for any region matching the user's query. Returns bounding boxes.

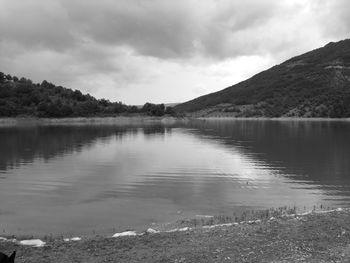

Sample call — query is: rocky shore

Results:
[1,208,350,262]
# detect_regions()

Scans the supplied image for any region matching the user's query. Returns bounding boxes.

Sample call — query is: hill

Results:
[0,73,173,117]
[175,39,350,118]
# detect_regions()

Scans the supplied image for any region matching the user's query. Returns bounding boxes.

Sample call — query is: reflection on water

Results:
[0,119,350,236]
[187,119,350,198]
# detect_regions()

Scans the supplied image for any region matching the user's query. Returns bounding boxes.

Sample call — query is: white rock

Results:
[178,227,190,232]
[63,237,81,242]
[297,211,311,216]
[246,219,261,224]
[19,239,46,247]
[202,223,236,229]
[0,237,15,242]
[166,227,191,233]
[146,228,160,234]
[112,231,137,238]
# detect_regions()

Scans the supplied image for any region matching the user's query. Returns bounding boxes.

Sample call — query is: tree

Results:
[0,71,160,117]
[165,106,175,115]
[128,105,139,113]
[6,74,12,81]
[142,103,165,116]
[0,72,6,83]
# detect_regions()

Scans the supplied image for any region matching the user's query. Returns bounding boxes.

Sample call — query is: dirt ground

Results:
[1,209,350,262]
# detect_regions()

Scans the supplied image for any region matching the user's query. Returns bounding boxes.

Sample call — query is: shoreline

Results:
[194,116,350,122]
[0,205,333,240]
[1,207,349,262]
[1,115,350,125]
[0,116,186,126]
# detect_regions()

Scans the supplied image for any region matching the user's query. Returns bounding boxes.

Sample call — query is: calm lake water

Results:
[1,119,350,236]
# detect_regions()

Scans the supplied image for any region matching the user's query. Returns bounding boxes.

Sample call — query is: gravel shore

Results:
[1,208,350,262]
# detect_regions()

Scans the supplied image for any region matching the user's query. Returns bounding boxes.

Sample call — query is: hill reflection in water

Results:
[0,120,349,236]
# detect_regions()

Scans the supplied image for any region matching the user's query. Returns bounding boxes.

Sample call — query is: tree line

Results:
[0,72,175,117]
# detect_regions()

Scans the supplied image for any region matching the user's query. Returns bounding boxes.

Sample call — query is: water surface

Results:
[0,119,350,236]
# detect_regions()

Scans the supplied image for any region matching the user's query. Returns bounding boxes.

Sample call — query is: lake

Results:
[0,118,350,237]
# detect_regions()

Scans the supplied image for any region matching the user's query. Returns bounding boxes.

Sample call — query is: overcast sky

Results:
[0,0,349,105]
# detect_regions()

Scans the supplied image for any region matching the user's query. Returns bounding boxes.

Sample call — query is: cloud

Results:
[61,0,198,59]
[58,0,288,60]
[0,0,349,104]
[314,0,350,40]
[0,0,298,59]
[0,0,75,51]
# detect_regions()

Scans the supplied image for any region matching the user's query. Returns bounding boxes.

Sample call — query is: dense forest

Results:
[0,72,174,117]
[175,39,350,118]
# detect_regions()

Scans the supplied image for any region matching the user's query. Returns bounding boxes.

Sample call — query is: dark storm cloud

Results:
[0,0,286,59]
[60,0,198,59]
[59,0,285,59]
[1,0,349,62]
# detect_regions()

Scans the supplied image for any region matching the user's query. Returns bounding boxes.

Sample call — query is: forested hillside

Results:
[0,73,173,117]
[175,39,350,118]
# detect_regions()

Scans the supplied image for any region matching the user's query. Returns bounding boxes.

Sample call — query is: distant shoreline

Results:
[1,115,350,124]
[0,116,186,126]
[195,116,350,121]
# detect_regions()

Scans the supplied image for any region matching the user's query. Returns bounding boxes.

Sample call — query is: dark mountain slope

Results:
[175,39,350,117]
